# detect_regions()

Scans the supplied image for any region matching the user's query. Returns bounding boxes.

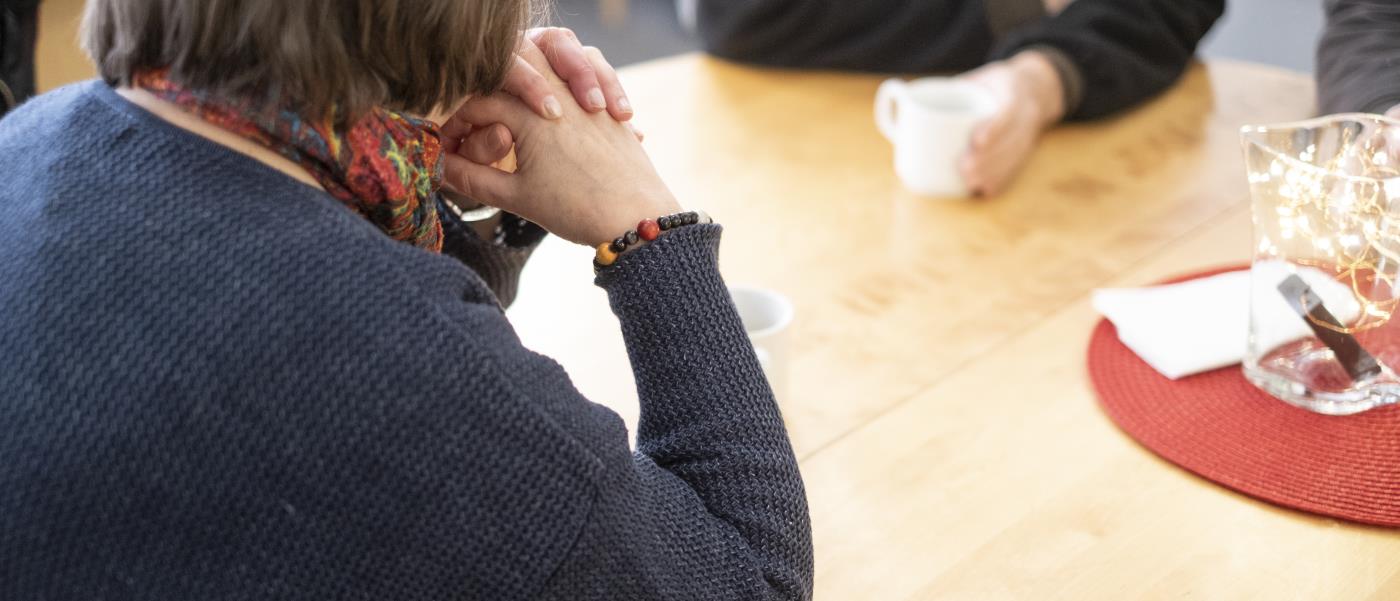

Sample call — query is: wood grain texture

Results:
[517,54,1305,455]
[510,54,1400,598]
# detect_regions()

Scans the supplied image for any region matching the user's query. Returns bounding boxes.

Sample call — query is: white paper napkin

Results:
[1092,261,1362,380]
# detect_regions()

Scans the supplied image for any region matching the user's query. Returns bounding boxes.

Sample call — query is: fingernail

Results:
[617,96,633,115]
[493,128,511,152]
[587,88,606,110]
[543,96,564,119]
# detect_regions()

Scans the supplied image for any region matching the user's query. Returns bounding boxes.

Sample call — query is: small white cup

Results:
[875,77,996,197]
[729,286,794,401]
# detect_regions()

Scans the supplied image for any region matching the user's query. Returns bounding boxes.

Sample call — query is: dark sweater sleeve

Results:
[1317,0,1400,115]
[990,0,1224,120]
[693,0,996,73]
[430,225,812,600]
[0,0,40,110]
[693,1,1219,121]
[437,198,547,308]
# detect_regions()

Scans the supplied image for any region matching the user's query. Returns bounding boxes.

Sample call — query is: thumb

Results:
[969,119,995,151]
[459,123,515,166]
[971,104,1013,150]
[446,95,532,138]
[441,153,518,210]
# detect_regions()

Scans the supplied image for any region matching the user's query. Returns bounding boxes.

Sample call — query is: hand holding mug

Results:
[955,50,1067,196]
[876,77,995,197]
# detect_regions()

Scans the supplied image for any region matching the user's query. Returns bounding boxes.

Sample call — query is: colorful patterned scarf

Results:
[133,69,445,252]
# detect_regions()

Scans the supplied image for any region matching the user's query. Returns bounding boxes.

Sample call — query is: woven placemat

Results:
[1088,266,1400,527]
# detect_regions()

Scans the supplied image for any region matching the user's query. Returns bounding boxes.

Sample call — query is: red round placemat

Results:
[1089,265,1400,527]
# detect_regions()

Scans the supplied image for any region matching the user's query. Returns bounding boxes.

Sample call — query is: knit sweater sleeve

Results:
[427,225,812,600]
[1317,0,1400,115]
[692,0,995,73]
[990,0,1223,121]
[436,197,547,308]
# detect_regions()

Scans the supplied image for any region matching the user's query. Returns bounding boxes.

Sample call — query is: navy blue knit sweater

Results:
[0,82,813,600]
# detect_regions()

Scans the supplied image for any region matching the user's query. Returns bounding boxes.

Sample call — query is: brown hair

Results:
[81,0,530,121]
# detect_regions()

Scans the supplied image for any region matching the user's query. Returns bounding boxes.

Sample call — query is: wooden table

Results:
[508,55,1400,599]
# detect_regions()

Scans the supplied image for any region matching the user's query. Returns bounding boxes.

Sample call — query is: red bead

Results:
[637,219,661,241]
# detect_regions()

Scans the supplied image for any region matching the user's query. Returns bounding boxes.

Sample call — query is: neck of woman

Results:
[116,86,326,192]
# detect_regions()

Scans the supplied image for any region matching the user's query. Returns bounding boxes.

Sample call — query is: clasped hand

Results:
[435,28,681,248]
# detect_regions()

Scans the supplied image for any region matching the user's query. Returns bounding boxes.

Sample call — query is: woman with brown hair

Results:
[0,1,812,599]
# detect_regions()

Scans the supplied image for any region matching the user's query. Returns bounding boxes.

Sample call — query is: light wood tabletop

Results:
[507,54,1400,599]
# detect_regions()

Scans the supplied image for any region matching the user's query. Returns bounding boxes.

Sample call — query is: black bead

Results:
[659,216,673,230]
[684,212,698,225]
[611,238,627,253]
[624,230,640,245]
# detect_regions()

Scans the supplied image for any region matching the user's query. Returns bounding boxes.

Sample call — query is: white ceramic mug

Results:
[729,286,794,401]
[875,77,996,197]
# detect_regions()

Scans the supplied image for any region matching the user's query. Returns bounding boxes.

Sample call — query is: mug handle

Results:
[753,346,773,374]
[874,79,905,142]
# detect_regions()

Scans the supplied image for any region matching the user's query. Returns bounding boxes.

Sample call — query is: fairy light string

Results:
[1255,120,1400,335]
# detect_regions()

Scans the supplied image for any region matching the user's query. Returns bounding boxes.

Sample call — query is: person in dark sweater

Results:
[688,0,1223,195]
[0,0,812,599]
[1317,0,1400,118]
[0,0,39,117]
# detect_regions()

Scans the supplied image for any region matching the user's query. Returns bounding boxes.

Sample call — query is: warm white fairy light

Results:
[1260,121,1400,334]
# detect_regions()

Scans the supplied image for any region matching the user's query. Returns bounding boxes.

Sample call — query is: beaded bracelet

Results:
[594,210,711,269]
